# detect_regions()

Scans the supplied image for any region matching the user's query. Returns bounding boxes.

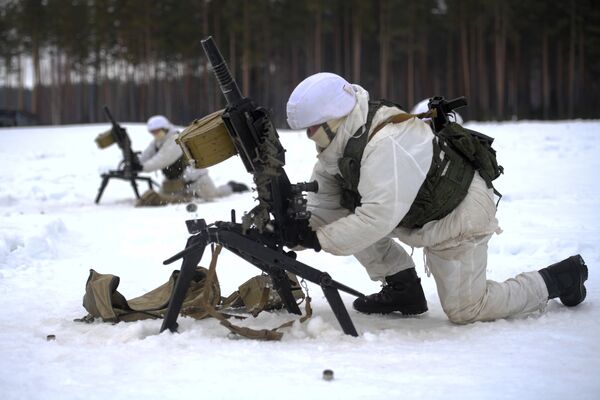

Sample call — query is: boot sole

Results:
[560,255,588,307]
[354,303,428,316]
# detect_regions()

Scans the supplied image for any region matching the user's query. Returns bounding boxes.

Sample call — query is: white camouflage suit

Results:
[307,85,549,324]
[139,126,233,200]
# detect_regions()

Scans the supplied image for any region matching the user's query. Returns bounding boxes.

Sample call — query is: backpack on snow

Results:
[76,246,309,341]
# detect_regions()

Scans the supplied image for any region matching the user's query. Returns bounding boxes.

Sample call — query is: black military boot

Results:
[353,268,428,315]
[538,254,588,307]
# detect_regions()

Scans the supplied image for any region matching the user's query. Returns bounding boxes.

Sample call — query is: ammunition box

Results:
[95,129,116,149]
[176,109,237,168]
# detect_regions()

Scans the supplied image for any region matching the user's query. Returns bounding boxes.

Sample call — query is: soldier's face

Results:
[306,124,320,138]
[306,124,329,148]
[150,128,167,140]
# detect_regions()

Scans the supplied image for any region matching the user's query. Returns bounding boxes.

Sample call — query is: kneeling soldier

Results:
[137,115,248,204]
[286,73,588,323]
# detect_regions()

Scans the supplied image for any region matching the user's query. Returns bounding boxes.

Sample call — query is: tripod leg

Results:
[269,269,302,315]
[211,229,362,336]
[322,282,359,337]
[160,236,207,333]
[95,175,110,204]
[130,178,141,199]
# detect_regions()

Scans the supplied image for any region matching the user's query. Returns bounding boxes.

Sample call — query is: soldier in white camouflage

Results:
[137,115,248,204]
[286,72,588,323]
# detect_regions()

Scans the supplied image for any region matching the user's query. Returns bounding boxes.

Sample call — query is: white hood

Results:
[316,84,369,175]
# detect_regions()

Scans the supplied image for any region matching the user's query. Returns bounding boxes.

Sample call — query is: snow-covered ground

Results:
[0,119,598,400]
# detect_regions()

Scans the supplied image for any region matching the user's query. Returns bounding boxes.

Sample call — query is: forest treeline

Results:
[0,0,598,127]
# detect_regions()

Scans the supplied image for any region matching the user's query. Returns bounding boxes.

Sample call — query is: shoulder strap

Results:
[336,100,408,211]
[370,113,416,139]
[343,101,383,159]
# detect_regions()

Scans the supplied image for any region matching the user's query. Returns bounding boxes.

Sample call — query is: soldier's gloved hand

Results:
[298,229,321,252]
[130,160,143,172]
[227,181,249,193]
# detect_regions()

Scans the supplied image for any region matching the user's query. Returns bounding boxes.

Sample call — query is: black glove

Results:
[130,160,143,172]
[298,228,321,252]
[228,181,249,193]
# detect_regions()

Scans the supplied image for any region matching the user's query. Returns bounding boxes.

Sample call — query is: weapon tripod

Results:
[95,167,157,204]
[95,106,158,204]
[160,218,364,337]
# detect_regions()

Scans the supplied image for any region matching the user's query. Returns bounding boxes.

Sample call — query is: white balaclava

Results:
[146,115,171,140]
[286,72,357,149]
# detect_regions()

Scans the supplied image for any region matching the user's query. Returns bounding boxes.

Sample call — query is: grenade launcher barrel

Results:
[201,36,278,174]
[201,37,244,106]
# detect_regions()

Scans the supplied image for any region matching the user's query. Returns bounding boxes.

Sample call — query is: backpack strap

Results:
[344,100,404,161]
[370,113,417,138]
[197,245,312,341]
[371,108,438,138]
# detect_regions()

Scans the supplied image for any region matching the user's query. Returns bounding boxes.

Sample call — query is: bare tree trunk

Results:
[104,58,112,117]
[51,49,60,124]
[344,4,351,78]
[418,44,428,101]
[446,35,454,97]
[291,45,299,86]
[242,0,251,96]
[407,49,414,108]
[477,17,489,116]
[334,9,343,73]
[31,38,41,116]
[494,1,507,118]
[460,24,471,106]
[542,31,550,119]
[229,29,237,79]
[129,65,136,122]
[567,0,576,117]
[92,48,101,122]
[578,25,585,114]
[457,1,471,105]
[165,76,172,119]
[314,2,322,72]
[405,1,415,107]
[17,55,24,111]
[379,0,390,99]
[262,8,272,105]
[556,39,564,117]
[76,64,84,122]
[62,53,71,124]
[512,37,520,118]
[143,7,152,118]
[351,2,362,82]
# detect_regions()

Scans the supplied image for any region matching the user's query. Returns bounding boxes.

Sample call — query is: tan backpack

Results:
[77,246,311,340]
[79,266,220,323]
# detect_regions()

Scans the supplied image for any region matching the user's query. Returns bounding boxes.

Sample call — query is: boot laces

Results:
[371,282,405,302]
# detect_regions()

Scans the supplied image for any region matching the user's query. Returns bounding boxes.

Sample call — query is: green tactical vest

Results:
[335,100,475,230]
